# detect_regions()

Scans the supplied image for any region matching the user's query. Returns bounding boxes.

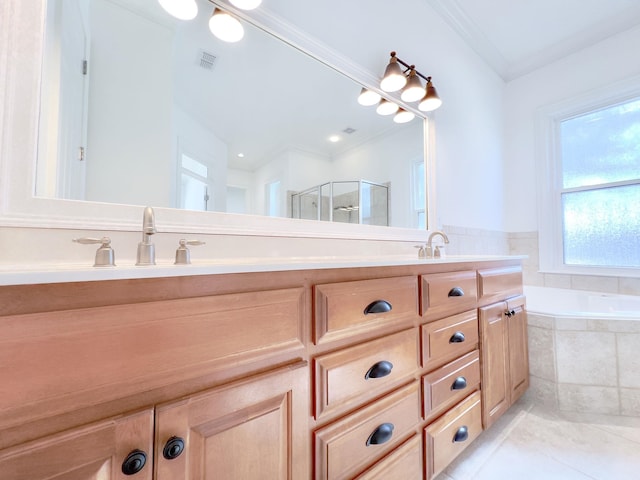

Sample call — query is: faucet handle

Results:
[414,244,427,259]
[174,239,206,265]
[73,236,116,267]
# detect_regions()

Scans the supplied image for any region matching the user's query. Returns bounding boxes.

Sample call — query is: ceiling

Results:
[425,0,640,81]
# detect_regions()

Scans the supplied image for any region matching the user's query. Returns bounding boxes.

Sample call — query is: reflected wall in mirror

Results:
[36,0,426,229]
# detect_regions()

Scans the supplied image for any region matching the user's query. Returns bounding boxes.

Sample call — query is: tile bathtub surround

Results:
[437,395,640,480]
[526,313,640,417]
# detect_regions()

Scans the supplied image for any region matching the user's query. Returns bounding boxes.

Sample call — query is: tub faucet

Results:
[426,230,449,258]
[136,206,156,265]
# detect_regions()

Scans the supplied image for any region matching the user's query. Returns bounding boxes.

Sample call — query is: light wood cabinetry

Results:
[479,266,529,430]
[0,258,527,479]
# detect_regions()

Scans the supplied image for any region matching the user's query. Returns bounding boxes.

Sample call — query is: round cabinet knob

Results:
[163,436,185,460]
[121,449,147,475]
[366,423,394,446]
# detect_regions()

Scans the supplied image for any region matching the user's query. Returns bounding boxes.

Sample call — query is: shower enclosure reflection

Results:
[291,180,389,226]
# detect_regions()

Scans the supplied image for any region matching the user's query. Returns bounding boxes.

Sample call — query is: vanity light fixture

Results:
[209,7,245,42]
[357,88,381,106]
[379,51,442,112]
[158,0,198,20]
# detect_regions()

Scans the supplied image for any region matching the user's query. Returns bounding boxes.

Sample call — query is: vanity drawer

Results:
[478,266,523,306]
[314,276,418,344]
[423,350,480,421]
[421,310,478,371]
[315,382,420,480]
[421,270,477,320]
[354,434,423,480]
[0,288,305,432]
[424,391,482,480]
[314,328,419,420]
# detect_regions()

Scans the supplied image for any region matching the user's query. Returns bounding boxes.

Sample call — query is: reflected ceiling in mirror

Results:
[36,0,426,229]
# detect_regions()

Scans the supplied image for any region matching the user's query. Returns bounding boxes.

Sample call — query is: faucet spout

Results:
[136,206,157,266]
[426,230,449,258]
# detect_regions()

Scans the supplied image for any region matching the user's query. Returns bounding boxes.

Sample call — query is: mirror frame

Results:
[0,0,436,242]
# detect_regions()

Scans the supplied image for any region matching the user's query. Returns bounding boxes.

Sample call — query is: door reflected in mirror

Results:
[36,0,426,229]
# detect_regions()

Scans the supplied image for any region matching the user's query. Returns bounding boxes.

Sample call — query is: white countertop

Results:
[0,255,525,286]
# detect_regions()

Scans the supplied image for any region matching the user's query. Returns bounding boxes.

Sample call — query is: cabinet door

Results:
[507,296,529,404]
[155,362,309,480]
[479,301,509,430]
[0,409,153,480]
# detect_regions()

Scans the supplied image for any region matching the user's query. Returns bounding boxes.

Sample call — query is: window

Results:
[265,180,281,217]
[538,92,640,274]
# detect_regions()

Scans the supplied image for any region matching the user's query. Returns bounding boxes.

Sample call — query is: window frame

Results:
[536,78,640,277]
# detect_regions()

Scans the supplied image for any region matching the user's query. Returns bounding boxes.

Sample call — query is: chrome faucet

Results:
[136,206,156,265]
[426,230,449,258]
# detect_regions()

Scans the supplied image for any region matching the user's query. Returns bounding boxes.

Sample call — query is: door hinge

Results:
[79,146,85,161]
[82,60,88,75]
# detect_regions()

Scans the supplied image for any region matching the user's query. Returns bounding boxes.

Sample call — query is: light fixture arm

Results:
[389,51,432,82]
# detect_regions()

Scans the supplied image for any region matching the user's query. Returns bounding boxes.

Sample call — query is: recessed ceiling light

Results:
[237,153,245,157]
[328,135,340,143]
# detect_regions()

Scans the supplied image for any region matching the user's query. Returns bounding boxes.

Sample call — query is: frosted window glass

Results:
[562,184,640,267]
[560,98,640,188]
[180,174,208,211]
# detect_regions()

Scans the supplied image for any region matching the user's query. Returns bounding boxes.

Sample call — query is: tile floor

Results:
[435,393,640,480]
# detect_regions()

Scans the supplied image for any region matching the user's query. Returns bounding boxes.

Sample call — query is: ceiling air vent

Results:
[342,127,356,134]
[198,50,217,71]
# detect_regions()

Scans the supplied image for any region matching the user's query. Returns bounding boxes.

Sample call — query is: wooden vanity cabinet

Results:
[0,258,527,479]
[478,265,529,430]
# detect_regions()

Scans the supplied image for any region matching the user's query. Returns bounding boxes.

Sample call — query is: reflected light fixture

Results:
[209,8,244,43]
[394,109,415,124]
[158,0,198,20]
[419,77,443,112]
[230,0,263,9]
[376,98,399,116]
[380,53,407,92]
[357,88,382,106]
[401,68,425,103]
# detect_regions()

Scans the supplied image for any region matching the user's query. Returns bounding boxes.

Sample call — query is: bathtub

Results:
[522,286,640,417]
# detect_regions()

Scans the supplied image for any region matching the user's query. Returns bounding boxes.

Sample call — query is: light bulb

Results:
[380,56,407,92]
[230,0,262,9]
[401,70,425,102]
[357,88,381,106]
[418,78,442,112]
[209,9,244,43]
[158,0,198,20]
[394,109,415,124]
[376,99,399,116]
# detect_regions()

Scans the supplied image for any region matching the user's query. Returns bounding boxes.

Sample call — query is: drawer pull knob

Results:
[453,426,469,443]
[505,309,516,317]
[449,331,466,343]
[451,376,467,390]
[364,300,392,315]
[448,287,465,297]
[365,360,394,379]
[163,436,185,460]
[122,449,147,475]
[366,422,394,446]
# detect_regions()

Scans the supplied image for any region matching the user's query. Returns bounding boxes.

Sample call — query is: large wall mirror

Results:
[34,0,428,231]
